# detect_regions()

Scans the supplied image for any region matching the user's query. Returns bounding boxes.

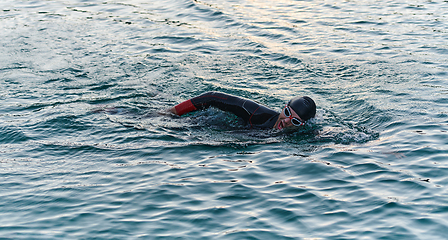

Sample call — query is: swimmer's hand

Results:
[159,107,178,116]
[168,107,178,115]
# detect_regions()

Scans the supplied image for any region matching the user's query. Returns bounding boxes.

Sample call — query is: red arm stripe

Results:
[248,106,260,128]
[174,99,197,116]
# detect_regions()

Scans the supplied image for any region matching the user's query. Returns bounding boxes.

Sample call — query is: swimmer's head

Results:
[288,96,316,122]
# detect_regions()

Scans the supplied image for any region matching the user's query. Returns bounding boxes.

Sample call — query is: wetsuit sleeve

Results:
[173,91,279,129]
[174,92,252,120]
[174,99,197,116]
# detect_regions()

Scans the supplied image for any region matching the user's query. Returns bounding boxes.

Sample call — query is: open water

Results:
[1,0,448,239]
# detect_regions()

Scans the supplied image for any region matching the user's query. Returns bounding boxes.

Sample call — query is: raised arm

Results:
[171,92,251,120]
[170,91,279,128]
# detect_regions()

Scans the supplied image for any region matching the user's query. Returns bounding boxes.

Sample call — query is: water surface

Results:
[1,0,448,239]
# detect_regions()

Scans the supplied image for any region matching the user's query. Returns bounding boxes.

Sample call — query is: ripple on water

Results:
[0,125,29,144]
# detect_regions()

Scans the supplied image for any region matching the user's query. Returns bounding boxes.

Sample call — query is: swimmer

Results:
[168,91,316,130]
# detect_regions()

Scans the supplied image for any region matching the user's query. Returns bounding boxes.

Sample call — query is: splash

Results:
[311,109,379,144]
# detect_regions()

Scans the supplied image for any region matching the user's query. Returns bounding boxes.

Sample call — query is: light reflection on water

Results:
[1,0,448,239]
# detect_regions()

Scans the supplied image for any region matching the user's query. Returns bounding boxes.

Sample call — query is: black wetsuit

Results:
[174,92,280,129]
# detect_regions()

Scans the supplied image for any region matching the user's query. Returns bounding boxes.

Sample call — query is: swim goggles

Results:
[284,105,305,127]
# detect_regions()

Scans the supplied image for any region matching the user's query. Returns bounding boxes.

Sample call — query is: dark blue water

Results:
[1,0,448,239]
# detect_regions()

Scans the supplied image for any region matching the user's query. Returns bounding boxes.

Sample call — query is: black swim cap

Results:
[288,96,316,121]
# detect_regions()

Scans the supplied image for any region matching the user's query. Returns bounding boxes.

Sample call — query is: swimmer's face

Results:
[274,106,305,130]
